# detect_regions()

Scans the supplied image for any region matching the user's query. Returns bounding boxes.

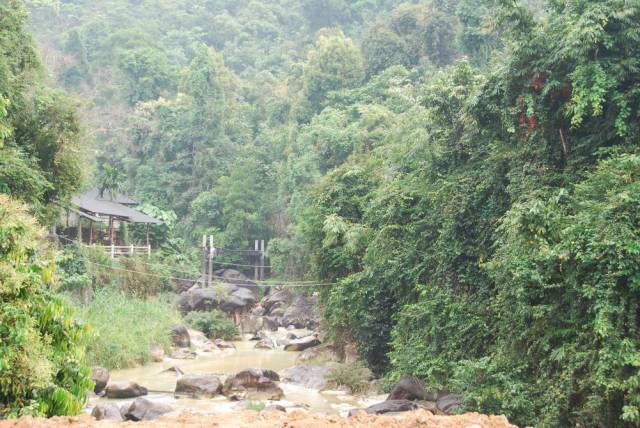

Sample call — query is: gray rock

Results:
[263,404,286,412]
[250,305,266,316]
[255,338,275,350]
[161,366,184,376]
[220,286,258,312]
[91,403,122,421]
[436,394,464,413]
[105,382,148,399]
[178,288,220,312]
[282,294,319,329]
[169,349,197,359]
[171,325,191,348]
[387,375,430,401]
[261,289,291,313]
[175,374,223,398]
[284,335,321,352]
[262,316,279,332]
[123,398,173,421]
[281,364,329,389]
[295,343,340,364]
[215,339,236,349]
[249,331,270,341]
[91,366,109,395]
[348,400,420,417]
[223,368,283,401]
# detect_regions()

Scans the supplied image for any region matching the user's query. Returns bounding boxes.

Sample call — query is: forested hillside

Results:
[6,0,640,425]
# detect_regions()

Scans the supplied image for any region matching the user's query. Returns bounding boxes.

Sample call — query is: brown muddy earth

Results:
[0,409,517,428]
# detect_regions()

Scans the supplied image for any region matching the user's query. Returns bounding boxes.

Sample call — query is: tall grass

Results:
[76,288,182,369]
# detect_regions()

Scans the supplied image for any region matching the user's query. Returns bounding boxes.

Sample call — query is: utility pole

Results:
[208,235,214,287]
[202,235,207,287]
[260,240,265,281]
[254,240,259,281]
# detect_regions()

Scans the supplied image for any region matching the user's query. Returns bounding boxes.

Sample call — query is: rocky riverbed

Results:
[0,271,518,427]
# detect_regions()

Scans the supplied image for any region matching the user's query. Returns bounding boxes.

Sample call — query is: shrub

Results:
[326,362,373,394]
[184,310,238,340]
[76,288,182,369]
[0,195,92,417]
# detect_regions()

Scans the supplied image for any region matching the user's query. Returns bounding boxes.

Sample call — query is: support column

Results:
[202,235,207,286]
[254,240,259,280]
[260,240,265,281]
[207,235,214,287]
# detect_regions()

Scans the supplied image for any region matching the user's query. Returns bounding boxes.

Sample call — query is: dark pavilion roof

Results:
[70,188,162,225]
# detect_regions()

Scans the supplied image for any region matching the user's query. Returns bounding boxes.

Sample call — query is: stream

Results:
[88,328,381,417]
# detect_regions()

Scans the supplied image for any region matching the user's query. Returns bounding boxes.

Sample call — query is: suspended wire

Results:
[55,235,331,287]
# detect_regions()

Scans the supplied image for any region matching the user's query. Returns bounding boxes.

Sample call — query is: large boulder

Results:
[387,375,431,401]
[91,404,122,421]
[281,364,329,390]
[105,382,148,399]
[223,368,283,401]
[175,374,223,398]
[437,394,464,413]
[170,325,191,348]
[91,367,109,395]
[179,282,258,314]
[295,343,341,364]
[261,289,291,314]
[262,316,279,332]
[349,400,420,416]
[281,294,319,329]
[219,285,258,312]
[188,328,218,352]
[123,398,173,421]
[178,288,220,312]
[241,316,273,335]
[284,335,321,352]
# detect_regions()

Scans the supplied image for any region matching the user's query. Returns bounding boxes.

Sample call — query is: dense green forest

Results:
[1,0,640,425]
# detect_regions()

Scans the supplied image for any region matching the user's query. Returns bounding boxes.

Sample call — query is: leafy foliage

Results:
[184,310,238,341]
[0,195,92,417]
[17,0,640,425]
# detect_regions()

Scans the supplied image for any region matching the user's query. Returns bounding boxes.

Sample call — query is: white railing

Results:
[93,244,151,258]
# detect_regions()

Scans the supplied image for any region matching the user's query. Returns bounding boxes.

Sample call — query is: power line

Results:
[83,259,334,288]
[54,234,331,287]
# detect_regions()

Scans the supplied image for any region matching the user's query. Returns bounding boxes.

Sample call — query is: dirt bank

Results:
[1,409,516,428]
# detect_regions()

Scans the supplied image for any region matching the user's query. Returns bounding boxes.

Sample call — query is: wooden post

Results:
[77,217,83,244]
[260,240,265,280]
[254,240,259,280]
[108,216,114,245]
[89,221,94,244]
[130,244,134,255]
[110,243,115,259]
[145,223,150,247]
[147,244,151,257]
